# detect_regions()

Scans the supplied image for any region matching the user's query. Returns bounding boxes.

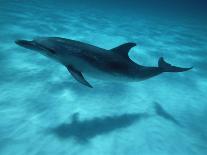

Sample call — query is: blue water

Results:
[0,1,207,155]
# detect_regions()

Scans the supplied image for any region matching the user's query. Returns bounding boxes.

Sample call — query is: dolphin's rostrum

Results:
[15,37,192,88]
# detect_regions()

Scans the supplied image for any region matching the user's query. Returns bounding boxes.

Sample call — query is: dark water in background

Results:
[0,0,207,155]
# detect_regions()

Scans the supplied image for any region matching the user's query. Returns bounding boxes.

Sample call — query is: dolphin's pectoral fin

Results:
[66,65,93,88]
[111,42,136,58]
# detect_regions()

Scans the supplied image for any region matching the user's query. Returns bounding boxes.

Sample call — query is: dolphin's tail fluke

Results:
[158,57,193,72]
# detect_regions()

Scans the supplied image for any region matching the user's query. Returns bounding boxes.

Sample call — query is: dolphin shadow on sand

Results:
[48,102,182,143]
[49,112,149,142]
[154,102,182,127]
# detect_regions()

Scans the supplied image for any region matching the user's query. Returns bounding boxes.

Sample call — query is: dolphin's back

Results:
[47,37,106,54]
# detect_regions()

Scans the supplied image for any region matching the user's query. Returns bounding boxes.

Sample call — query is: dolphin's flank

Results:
[15,37,193,88]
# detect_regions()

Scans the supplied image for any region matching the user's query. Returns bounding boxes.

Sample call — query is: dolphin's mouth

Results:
[15,40,35,48]
[15,39,56,54]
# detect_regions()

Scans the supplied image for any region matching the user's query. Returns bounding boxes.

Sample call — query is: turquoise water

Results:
[0,1,207,155]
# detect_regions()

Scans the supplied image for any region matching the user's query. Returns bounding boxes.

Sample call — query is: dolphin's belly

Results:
[83,65,150,82]
[55,53,142,82]
[71,57,139,82]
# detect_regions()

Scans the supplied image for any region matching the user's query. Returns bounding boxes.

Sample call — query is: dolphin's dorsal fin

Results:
[111,43,136,58]
[66,65,93,88]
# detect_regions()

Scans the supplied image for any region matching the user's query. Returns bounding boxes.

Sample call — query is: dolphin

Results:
[15,37,192,88]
